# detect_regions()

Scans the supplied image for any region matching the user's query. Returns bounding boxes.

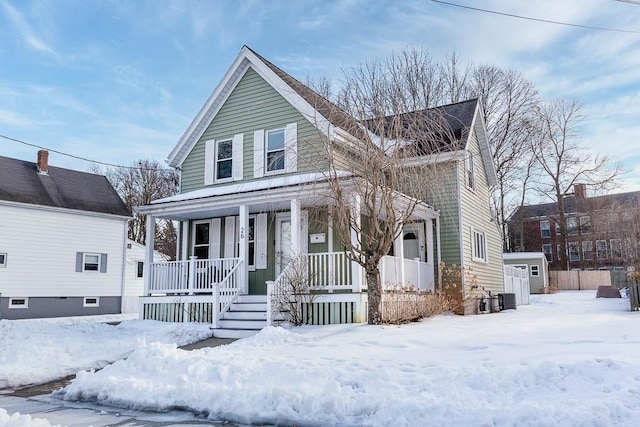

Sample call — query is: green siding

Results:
[181,66,329,193]
[458,126,504,295]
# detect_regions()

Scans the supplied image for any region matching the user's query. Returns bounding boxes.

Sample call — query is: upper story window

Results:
[610,239,622,259]
[568,242,580,262]
[567,217,578,236]
[472,229,487,263]
[465,153,475,190]
[579,216,591,234]
[215,139,233,180]
[596,240,608,260]
[582,241,593,260]
[540,220,550,238]
[542,244,552,261]
[266,128,285,172]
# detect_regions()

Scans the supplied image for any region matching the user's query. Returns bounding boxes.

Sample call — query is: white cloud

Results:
[0,0,55,55]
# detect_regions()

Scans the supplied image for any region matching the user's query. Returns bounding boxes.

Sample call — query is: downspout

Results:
[120,220,128,314]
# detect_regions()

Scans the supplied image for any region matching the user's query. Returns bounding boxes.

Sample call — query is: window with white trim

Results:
[610,239,622,259]
[465,153,475,190]
[137,262,144,278]
[582,241,593,261]
[540,220,550,238]
[0,253,6,267]
[555,221,561,236]
[530,265,540,277]
[235,216,256,269]
[567,217,578,236]
[625,238,635,259]
[542,244,552,261]
[568,242,580,262]
[9,298,28,308]
[472,229,487,262]
[215,139,233,181]
[83,297,100,307]
[83,253,101,272]
[579,216,591,234]
[266,128,285,172]
[596,240,608,260]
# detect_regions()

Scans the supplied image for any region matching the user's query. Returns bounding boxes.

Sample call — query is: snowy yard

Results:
[2,291,640,426]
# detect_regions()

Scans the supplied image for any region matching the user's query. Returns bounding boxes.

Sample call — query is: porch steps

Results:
[212,295,268,339]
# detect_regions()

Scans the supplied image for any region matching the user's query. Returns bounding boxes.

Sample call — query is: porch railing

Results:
[213,259,244,328]
[305,252,353,292]
[380,255,434,291]
[148,257,241,295]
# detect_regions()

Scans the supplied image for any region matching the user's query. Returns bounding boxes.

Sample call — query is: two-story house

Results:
[137,46,504,337]
[508,184,640,278]
[0,151,131,319]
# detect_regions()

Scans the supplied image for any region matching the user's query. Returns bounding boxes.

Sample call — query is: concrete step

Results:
[218,318,267,329]
[212,328,261,339]
[224,310,267,320]
[230,302,267,312]
[237,295,267,303]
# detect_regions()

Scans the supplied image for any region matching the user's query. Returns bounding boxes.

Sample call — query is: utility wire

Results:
[431,0,640,34]
[0,133,174,171]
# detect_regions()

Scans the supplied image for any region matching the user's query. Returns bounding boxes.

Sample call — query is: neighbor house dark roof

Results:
[510,190,640,221]
[0,154,131,217]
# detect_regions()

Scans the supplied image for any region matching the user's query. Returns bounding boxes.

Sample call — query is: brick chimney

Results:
[37,150,49,175]
[574,183,586,199]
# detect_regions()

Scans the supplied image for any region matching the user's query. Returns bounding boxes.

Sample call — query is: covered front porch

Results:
[137,175,441,329]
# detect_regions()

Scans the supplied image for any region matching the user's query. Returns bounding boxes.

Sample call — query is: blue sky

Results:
[1,0,639,197]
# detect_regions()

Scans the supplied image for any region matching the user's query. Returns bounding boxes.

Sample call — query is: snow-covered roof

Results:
[503,252,548,261]
[152,171,352,205]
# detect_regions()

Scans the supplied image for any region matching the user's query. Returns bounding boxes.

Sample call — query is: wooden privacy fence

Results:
[549,270,611,290]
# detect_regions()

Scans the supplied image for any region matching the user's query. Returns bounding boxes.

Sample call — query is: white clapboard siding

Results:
[0,204,126,298]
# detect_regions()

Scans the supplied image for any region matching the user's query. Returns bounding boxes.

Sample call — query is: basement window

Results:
[9,298,28,308]
[83,297,100,307]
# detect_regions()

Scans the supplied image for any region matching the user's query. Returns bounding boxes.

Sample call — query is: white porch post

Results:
[426,219,434,266]
[181,221,189,261]
[349,194,363,293]
[144,215,155,295]
[290,199,301,255]
[394,218,405,289]
[238,204,249,294]
[436,215,442,288]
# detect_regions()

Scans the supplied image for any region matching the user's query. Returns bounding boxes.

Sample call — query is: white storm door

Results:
[403,224,425,261]
[275,212,308,276]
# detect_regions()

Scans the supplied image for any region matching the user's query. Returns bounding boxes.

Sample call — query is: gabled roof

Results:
[510,190,640,221]
[0,154,131,217]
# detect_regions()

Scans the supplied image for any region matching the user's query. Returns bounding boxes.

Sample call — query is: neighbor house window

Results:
[555,222,561,235]
[215,139,233,180]
[610,239,622,259]
[542,244,552,261]
[465,153,475,190]
[596,240,608,260]
[137,262,144,278]
[530,265,540,277]
[0,253,6,267]
[582,241,593,261]
[625,239,635,259]
[83,253,101,271]
[472,229,487,262]
[540,220,550,238]
[568,242,580,262]
[266,128,285,172]
[567,217,578,236]
[83,297,100,307]
[9,298,28,308]
[579,216,591,234]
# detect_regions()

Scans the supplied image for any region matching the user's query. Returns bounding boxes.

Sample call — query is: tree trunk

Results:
[366,264,382,325]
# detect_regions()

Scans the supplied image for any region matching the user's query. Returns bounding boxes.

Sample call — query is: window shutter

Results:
[224,216,236,258]
[204,139,215,185]
[256,213,268,270]
[253,130,264,178]
[210,218,221,259]
[284,122,297,173]
[76,252,83,272]
[100,254,108,273]
[232,133,244,181]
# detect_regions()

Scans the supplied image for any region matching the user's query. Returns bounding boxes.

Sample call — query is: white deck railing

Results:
[305,252,353,292]
[148,257,241,295]
[380,255,434,291]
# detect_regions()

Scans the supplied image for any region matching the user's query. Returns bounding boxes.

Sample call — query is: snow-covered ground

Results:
[0,316,213,389]
[48,291,640,426]
[0,408,55,427]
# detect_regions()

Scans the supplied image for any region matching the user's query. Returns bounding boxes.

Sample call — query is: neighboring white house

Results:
[0,150,131,320]
[122,239,168,313]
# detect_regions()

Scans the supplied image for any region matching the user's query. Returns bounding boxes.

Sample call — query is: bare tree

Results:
[530,98,623,270]
[99,160,179,258]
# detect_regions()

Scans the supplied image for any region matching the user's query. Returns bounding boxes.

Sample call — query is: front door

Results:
[402,223,425,261]
[275,211,308,277]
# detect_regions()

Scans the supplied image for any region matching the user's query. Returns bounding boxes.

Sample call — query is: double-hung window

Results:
[610,239,622,259]
[596,240,608,260]
[472,229,487,262]
[266,128,285,173]
[582,241,593,260]
[567,217,578,236]
[540,220,550,238]
[542,244,552,261]
[579,216,591,234]
[215,139,233,180]
[83,253,100,271]
[530,265,540,277]
[568,242,580,262]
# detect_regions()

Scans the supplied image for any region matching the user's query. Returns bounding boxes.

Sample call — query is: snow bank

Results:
[59,292,640,426]
[0,409,58,427]
[0,319,212,389]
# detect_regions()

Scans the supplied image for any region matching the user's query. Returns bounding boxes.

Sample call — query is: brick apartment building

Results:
[508,184,640,273]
